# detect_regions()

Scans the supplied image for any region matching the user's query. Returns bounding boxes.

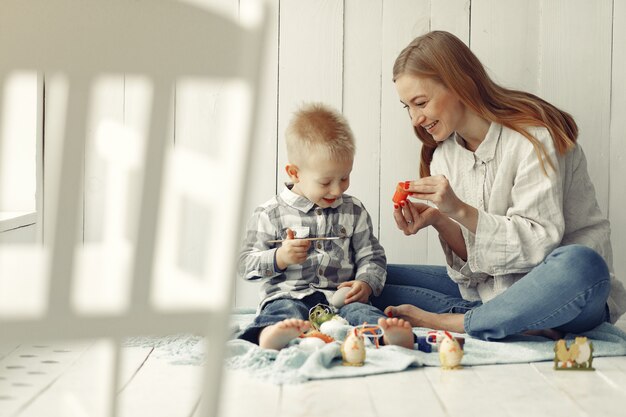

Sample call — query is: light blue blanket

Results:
[225,312,626,385]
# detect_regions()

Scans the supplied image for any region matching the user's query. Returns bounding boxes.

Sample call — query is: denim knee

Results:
[338,302,385,326]
[551,245,610,288]
[464,245,611,340]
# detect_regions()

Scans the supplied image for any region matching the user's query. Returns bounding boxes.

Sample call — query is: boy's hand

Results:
[275,229,311,270]
[338,280,372,305]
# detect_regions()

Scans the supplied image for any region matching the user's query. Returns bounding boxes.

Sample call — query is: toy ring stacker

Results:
[354,323,385,348]
[308,303,335,330]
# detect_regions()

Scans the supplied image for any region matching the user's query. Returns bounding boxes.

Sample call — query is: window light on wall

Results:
[0,71,40,237]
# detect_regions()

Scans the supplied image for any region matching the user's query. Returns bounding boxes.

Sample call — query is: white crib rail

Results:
[0,1,267,416]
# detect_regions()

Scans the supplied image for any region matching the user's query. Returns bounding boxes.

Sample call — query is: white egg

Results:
[299,337,326,352]
[330,287,351,308]
[320,319,350,340]
[331,315,349,325]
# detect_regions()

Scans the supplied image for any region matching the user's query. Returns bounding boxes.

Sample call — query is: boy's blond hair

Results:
[285,102,355,165]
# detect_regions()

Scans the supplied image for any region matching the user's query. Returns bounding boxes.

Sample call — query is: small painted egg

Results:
[320,319,351,340]
[299,337,326,352]
[330,287,351,308]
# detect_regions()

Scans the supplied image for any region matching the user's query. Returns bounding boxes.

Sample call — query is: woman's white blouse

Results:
[431,122,626,323]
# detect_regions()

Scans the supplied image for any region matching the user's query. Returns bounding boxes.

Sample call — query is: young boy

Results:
[238,102,413,350]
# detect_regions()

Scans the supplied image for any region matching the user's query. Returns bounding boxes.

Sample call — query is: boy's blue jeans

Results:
[238,291,386,344]
[372,245,611,340]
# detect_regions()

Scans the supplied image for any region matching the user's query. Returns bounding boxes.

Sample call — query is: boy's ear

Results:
[285,164,300,182]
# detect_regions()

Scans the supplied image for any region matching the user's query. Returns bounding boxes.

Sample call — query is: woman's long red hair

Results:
[393,31,578,178]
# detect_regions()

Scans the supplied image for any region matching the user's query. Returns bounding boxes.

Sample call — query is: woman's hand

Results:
[399,176,478,235]
[404,176,466,219]
[338,280,373,304]
[393,200,440,235]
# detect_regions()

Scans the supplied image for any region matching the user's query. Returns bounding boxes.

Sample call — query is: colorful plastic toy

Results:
[553,337,594,370]
[426,330,465,351]
[354,323,384,348]
[308,303,335,330]
[392,181,410,205]
[415,336,433,353]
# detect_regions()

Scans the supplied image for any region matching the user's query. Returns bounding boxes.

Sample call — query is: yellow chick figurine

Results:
[571,336,593,369]
[438,331,463,370]
[553,337,594,370]
[341,328,366,366]
[554,339,571,368]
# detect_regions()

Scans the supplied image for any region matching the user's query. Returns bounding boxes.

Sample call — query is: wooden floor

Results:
[2,320,626,417]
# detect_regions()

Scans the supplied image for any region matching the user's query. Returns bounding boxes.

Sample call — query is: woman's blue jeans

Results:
[372,245,611,340]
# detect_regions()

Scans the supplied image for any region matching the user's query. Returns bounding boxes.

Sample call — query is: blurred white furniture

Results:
[0,1,266,416]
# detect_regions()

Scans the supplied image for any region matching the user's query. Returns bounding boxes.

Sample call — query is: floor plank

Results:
[280,376,376,417]
[424,365,502,417]
[117,351,202,417]
[421,362,589,417]
[5,339,626,417]
[0,341,89,417]
[593,356,626,393]
[471,363,581,417]
[215,370,281,417]
[19,340,152,417]
[0,344,20,361]
[532,358,626,416]
[363,369,447,417]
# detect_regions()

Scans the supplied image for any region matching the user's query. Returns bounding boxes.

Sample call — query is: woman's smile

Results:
[424,120,438,132]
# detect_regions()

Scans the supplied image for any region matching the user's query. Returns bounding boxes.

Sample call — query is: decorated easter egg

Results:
[320,317,351,340]
[341,328,366,366]
[299,336,326,352]
[439,333,463,370]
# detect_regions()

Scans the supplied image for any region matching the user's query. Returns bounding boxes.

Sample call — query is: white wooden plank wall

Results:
[343,0,382,238]
[25,0,626,309]
[379,0,431,265]
[611,0,626,296]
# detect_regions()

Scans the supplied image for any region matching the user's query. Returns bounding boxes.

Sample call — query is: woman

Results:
[373,30,626,340]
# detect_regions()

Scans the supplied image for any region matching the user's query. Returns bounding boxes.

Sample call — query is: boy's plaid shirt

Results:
[238,185,387,311]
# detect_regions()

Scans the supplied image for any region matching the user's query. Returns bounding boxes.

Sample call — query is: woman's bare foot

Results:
[523,328,564,341]
[384,304,465,333]
[378,317,415,350]
[258,319,310,350]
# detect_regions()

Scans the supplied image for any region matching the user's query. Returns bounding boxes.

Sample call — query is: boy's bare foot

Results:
[378,317,415,350]
[259,319,310,350]
[384,304,465,334]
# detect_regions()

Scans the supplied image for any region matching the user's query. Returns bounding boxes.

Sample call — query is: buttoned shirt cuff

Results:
[273,249,286,273]
[356,273,384,297]
[254,248,282,279]
[439,234,489,288]
[439,234,467,273]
